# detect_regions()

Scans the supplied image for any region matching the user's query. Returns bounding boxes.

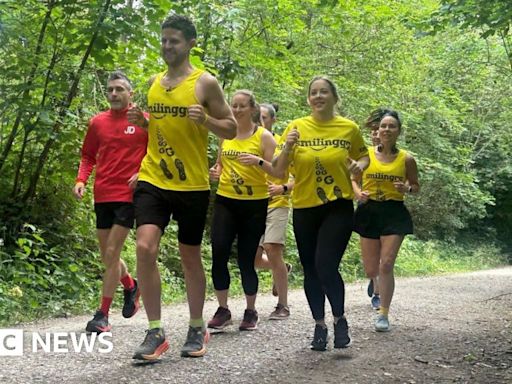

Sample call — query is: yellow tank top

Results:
[279,115,368,209]
[362,147,407,201]
[138,69,209,191]
[267,133,291,209]
[217,126,269,200]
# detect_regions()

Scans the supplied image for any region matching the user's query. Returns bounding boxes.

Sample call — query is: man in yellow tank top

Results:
[127,14,236,360]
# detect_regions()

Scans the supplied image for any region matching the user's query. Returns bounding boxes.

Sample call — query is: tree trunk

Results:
[22,0,112,203]
[0,2,54,173]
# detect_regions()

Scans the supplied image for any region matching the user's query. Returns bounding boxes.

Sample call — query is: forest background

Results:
[1,0,511,325]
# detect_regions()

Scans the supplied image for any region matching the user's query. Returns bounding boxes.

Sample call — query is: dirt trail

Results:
[1,268,511,384]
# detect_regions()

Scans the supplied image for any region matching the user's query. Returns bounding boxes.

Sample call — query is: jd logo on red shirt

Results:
[124,126,136,134]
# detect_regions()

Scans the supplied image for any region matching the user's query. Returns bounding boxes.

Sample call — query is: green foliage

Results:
[0,223,101,325]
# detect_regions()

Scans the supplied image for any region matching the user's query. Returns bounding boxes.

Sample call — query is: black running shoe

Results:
[310,324,328,351]
[132,328,170,361]
[333,317,352,348]
[86,310,112,333]
[367,279,374,297]
[122,279,140,318]
[180,326,210,358]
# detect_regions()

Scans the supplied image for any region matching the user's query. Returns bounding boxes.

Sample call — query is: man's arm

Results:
[192,73,237,139]
[73,121,98,199]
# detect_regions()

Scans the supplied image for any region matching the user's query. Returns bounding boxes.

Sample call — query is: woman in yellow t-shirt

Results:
[273,76,369,351]
[207,90,278,331]
[352,110,419,332]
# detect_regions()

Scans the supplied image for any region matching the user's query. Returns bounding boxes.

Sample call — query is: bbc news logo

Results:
[0,329,113,356]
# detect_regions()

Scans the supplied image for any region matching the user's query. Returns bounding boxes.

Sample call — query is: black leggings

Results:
[293,199,354,320]
[211,195,268,296]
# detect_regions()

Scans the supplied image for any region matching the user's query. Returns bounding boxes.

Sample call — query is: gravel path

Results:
[1,267,511,384]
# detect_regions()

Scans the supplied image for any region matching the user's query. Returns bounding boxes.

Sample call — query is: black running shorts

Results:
[133,181,210,246]
[94,202,135,229]
[353,200,413,239]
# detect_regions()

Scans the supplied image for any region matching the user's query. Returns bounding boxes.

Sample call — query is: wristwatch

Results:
[282,184,288,194]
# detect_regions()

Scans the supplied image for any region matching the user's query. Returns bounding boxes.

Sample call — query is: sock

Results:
[120,274,135,290]
[100,297,113,317]
[379,307,389,317]
[148,320,161,330]
[190,318,205,331]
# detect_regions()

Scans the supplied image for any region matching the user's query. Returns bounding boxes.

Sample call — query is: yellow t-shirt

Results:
[138,69,210,191]
[268,133,291,209]
[363,147,407,201]
[280,115,368,209]
[217,126,270,200]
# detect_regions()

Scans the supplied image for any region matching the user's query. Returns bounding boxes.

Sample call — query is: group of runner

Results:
[74,14,419,360]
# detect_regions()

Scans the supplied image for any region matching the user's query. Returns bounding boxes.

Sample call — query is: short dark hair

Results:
[308,76,339,102]
[161,14,197,40]
[107,70,132,90]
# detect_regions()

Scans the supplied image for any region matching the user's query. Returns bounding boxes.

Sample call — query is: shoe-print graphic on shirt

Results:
[174,158,187,181]
[333,185,343,198]
[229,170,253,196]
[156,128,175,157]
[160,159,174,179]
[314,157,335,203]
[233,185,243,195]
[316,187,329,204]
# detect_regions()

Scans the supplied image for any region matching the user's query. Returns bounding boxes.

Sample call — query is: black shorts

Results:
[94,202,135,229]
[353,200,413,239]
[133,181,210,246]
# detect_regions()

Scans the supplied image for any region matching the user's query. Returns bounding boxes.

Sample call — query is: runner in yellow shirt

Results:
[127,14,236,360]
[353,110,419,332]
[273,76,369,351]
[207,90,280,331]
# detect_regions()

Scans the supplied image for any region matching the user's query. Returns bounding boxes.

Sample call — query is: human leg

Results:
[254,246,271,269]
[313,200,354,348]
[208,196,237,329]
[293,207,328,350]
[378,235,403,311]
[293,207,324,321]
[264,243,288,307]
[236,199,267,330]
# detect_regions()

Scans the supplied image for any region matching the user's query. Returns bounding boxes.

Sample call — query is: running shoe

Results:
[239,309,259,331]
[207,307,233,329]
[85,310,112,333]
[180,326,210,357]
[367,279,374,297]
[132,328,169,361]
[371,294,381,310]
[310,324,328,351]
[269,304,290,320]
[272,262,292,297]
[375,315,390,332]
[122,279,140,318]
[333,317,352,348]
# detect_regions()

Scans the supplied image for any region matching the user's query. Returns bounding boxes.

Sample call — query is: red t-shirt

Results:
[76,107,148,203]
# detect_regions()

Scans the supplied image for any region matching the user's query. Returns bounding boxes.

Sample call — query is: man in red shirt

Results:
[73,71,148,333]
